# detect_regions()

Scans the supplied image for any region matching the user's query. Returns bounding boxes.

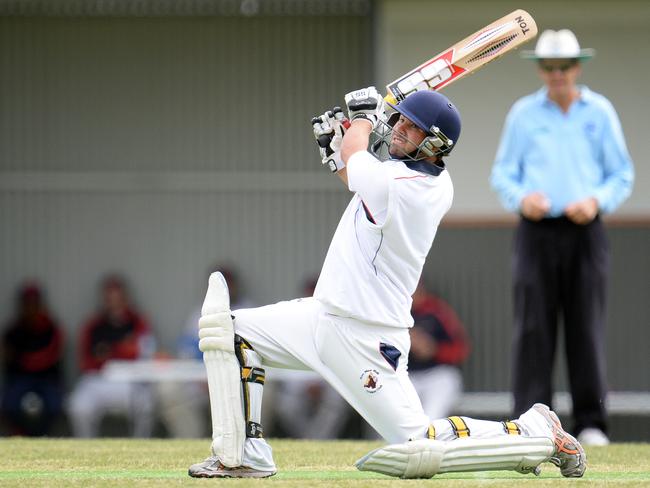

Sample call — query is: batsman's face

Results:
[389,115,426,158]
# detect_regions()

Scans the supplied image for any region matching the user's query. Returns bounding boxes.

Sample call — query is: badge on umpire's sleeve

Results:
[360,369,382,393]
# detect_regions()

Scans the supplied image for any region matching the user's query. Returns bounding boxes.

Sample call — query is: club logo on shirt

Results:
[360,369,382,393]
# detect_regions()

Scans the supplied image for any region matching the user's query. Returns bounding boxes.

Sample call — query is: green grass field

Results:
[0,438,648,487]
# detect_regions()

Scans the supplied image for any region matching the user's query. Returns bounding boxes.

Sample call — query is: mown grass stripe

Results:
[1,440,648,486]
[0,469,648,481]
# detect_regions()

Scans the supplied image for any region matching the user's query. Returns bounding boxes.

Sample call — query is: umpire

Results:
[490,29,634,445]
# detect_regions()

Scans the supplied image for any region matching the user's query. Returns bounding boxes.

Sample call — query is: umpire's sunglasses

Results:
[539,60,578,72]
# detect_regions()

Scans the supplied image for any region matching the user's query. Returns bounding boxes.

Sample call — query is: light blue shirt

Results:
[490,86,634,216]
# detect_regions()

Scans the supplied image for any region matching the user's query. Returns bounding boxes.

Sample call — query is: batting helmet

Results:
[386,91,461,158]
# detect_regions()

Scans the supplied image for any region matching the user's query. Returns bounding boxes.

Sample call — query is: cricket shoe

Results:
[532,403,586,477]
[188,456,276,478]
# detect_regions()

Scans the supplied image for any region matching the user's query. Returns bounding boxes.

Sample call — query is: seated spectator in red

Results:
[1,282,64,436]
[68,275,156,437]
[408,280,471,420]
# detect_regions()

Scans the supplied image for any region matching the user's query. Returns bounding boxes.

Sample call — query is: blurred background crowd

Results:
[1,267,470,440]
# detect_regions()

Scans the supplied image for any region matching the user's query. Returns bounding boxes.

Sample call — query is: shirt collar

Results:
[404,160,445,176]
[537,85,591,107]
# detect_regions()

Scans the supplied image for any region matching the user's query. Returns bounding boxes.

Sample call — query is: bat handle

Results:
[316,107,351,134]
[332,107,351,130]
[384,93,398,105]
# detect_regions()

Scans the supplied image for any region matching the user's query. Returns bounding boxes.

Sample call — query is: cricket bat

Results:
[384,9,538,105]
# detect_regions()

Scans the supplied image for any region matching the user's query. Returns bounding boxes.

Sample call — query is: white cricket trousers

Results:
[410,365,463,421]
[234,297,430,445]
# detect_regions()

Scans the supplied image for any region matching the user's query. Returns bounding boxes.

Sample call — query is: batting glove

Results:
[344,86,386,129]
[311,107,348,172]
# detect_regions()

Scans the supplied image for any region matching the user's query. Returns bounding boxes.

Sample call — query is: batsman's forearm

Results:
[341,120,373,164]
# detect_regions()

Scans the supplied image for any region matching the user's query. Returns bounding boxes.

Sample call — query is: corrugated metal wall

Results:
[0,1,648,395]
[424,226,650,392]
[0,5,371,376]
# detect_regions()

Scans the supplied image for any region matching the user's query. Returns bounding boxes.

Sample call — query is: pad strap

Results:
[241,367,266,385]
[447,416,470,438]
[503,421,522,435]
[241,365,265,438]
[235,334,266,439]
[246,421,264,438]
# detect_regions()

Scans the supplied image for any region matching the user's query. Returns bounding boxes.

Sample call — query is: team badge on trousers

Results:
[361,369,382,393]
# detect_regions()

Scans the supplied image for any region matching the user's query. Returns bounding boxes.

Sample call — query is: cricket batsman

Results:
[188,88,586,479]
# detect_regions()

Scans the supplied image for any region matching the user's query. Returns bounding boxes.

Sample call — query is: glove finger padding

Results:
[322,107,347,153]
[311,107,348,173]
[312,115,335,156]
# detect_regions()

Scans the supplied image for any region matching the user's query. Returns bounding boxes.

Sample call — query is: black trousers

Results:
[511,216,609,435]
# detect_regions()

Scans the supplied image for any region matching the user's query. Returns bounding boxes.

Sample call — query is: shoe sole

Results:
[188,469,276,478]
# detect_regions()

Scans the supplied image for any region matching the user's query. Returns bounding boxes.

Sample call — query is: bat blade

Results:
[385,9,538,104]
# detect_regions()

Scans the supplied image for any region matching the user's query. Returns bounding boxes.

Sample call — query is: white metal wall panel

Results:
[0,11,371,364]
[0,15,371,172]
[0,2,648,394]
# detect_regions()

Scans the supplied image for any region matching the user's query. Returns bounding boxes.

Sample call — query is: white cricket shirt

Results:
[314,150,453,328]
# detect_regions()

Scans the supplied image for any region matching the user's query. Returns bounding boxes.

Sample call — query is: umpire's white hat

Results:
[521,29,595,60]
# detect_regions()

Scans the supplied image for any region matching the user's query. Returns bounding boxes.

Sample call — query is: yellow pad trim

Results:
[241,366,265,385]
[448,416,470,438]
[236,339,251,420]
[427,424,436,439]
[503,421,521,435]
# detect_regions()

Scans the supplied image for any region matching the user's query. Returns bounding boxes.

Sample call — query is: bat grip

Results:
[315,108,351,141]
[332,107,350,130]
[384,93,398,105]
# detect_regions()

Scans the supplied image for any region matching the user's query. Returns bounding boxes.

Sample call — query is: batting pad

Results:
[198,312,234,351]
[202,272,230,316]
[356,436,553,478]
[438,436,554,475]
[203,349,246,467]
[355,439,444,478]
[198,272,245,467]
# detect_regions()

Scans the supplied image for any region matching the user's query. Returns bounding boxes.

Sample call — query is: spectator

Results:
[490,29,634,445]
[67,275,156,437]
[408,280,470,420]
[1,282,64,436]
[157,265,254,438]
